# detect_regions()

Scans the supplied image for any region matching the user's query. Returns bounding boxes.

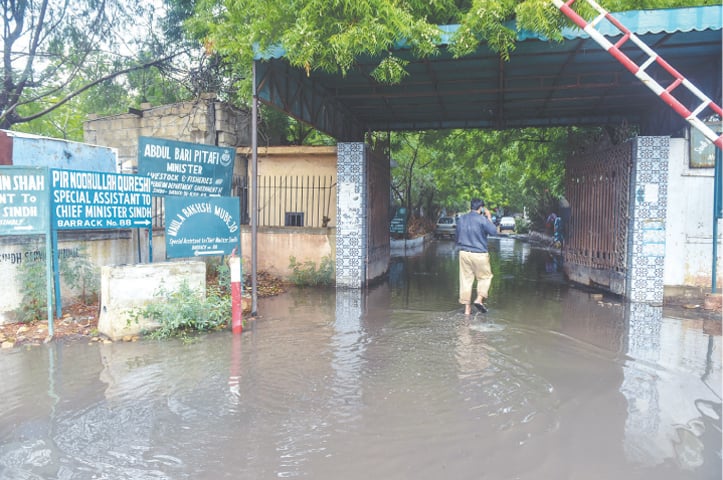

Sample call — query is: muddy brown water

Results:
[0,237,720,479]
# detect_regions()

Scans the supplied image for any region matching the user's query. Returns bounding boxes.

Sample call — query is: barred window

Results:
[285,212,304,227]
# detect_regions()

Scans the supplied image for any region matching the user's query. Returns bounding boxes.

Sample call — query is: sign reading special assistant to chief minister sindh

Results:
[51,168,152,229]
[137,136,234,197]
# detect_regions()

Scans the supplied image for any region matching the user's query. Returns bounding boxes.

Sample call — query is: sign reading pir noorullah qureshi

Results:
[137,136,235,197]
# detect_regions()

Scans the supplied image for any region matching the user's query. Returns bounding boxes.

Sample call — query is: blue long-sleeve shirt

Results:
[455,211,498,253]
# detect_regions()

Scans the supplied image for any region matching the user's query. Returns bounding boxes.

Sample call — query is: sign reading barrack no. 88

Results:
[51,169,152,229]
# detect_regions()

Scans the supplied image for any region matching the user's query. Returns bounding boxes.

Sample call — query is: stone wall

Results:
[84,94,250,173]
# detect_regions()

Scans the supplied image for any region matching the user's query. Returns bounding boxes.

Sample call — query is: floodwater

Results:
[0,237,720,480]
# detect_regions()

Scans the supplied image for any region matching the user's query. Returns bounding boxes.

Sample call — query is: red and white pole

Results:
[230,253,243,334]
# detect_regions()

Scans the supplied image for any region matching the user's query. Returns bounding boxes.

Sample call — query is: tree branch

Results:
[11,53,183,124]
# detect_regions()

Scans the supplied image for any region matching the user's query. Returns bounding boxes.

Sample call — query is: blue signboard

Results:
[51,169,152,229]
[0,166,49,235]
[165,196,240,258]
[9,133,116,172]
[137,136,234,197]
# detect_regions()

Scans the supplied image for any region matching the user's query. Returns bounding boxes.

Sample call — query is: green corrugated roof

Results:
[256,6,722,140]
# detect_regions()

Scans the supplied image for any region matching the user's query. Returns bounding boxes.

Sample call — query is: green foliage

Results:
[129,281,231,339]
[13,246,100,323]
[214,260,232,295]
[14,254,51,324]
[190,0,710,86]
[391,127,582,222]
[288,255,335,286]
[59,249,100,305]
[514,216,531,234]
[3,0,189,132]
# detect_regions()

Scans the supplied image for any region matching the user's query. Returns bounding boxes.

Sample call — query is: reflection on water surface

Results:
[0,238,719,479]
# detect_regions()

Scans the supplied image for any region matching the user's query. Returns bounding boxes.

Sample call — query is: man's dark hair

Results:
[470,198,485,211]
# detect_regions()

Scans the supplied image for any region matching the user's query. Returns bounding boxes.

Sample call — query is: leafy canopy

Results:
[2,0,192,133]
[390,127,575,223]
[191,0,712,84]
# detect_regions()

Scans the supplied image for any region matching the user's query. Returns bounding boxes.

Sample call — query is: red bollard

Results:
[230,254,243,334]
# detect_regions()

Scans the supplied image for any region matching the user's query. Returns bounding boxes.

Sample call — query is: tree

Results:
[191,0,710,85]
[390,127,602,225]
[1,0,188,131]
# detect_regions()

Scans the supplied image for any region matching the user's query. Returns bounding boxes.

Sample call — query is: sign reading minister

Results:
[137,136,234,197]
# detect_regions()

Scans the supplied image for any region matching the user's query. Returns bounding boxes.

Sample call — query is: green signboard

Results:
[0,166,53,334]
[137,136,234,197]
[165,196,240,258]
[50,169,152,229]
[0,166,49,235]
[390,207,407,234]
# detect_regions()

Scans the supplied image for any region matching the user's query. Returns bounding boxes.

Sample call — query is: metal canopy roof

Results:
[255,6,722,141]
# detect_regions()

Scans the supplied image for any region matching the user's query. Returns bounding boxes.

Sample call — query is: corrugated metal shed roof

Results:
[255,6,722,140]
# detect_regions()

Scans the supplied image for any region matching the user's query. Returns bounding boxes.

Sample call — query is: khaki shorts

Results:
[458,251,493,304]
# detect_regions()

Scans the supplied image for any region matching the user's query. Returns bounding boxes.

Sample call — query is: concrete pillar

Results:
[626,137,669,304]
[336,143,367,288]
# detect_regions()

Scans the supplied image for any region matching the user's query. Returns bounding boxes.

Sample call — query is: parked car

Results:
[435,216,456,239]
[498,216,516,233]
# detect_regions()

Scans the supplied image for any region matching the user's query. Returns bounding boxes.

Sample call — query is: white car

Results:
[499,216,516,232]
[434,216,457,239]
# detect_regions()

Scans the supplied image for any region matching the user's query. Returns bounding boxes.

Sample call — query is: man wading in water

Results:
[455,198,498,315]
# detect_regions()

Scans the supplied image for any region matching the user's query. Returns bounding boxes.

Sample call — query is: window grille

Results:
[285,212,304,227]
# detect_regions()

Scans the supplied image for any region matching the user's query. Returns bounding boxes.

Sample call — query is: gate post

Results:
[336,143,368,288]
[626,136,669,304]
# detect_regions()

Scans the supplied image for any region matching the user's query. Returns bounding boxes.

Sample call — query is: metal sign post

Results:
[50,168,153,316]
[714,147,722,293]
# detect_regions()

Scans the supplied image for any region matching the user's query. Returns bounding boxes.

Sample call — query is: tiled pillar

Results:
[626,137,669,304]
[336,143,367,288]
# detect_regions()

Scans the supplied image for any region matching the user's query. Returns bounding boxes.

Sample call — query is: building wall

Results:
[241,145,338,227]
[240,226,335,280]
[0,130,117,171]
[0,226,336,325]
[0,231,136,324]
[249,145,337,177]
[664,138,722,288]
[84,95,250,173]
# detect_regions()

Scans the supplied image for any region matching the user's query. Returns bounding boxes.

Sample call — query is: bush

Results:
[59,247,99,305]
[129,281,231,339]
[14,253,51,323]
[514,217,531,234]
[288,255,334,286]
[14,244,100,323]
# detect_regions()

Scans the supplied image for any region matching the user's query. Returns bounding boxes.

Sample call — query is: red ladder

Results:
[552,0,723,150]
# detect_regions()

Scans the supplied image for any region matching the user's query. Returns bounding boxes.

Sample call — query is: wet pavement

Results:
[0,237,720,479]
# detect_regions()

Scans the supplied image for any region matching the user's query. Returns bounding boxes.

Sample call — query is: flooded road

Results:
[1,237,720,479]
